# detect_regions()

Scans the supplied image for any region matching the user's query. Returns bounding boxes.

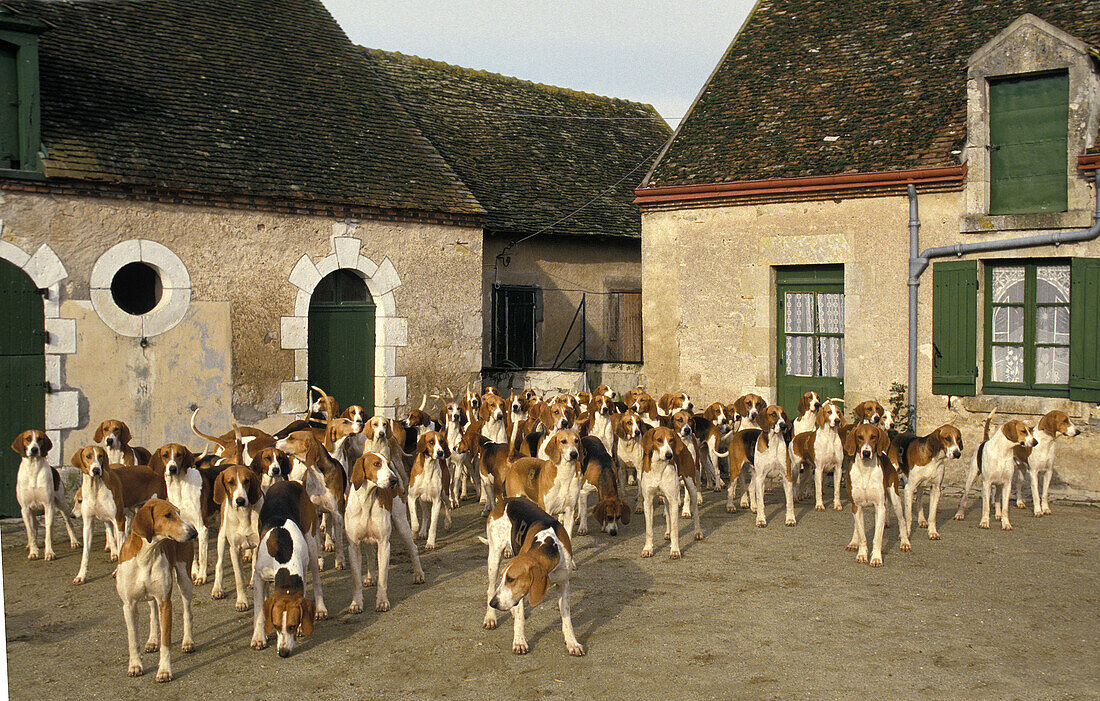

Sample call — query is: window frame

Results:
[0,13,47,177]
[982,259,1071,398]
[490,284,538,369]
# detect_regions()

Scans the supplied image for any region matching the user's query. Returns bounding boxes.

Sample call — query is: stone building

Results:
[634,1,1100,494]
[0,0,669,513]
[364,50,670,391]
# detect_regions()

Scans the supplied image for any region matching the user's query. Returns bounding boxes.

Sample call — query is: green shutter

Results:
[989,72,1068,215]
[932,260,977,396]
[1069,257,1100,402]
[0,42,19,168]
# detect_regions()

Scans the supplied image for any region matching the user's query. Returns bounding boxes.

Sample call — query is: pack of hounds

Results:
[10,384,1082,679]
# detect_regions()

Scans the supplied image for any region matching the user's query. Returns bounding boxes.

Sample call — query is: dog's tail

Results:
[190,408,223,446]
[477,536,489,545]
[983,409,997,442]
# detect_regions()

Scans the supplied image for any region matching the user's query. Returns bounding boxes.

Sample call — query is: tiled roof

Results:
[643,0,1099,188]
[362,49,671,238]
[3,0,483,216]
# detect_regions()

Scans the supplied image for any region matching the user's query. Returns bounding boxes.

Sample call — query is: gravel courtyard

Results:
[3,492,1098,700]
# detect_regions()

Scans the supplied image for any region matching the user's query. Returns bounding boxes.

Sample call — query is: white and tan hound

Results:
[274,430,348,569]
[955,411,1036,530]
[71,445,166,585]
[791,401,845,512]
[251,479,326,655]
[792,391,823,436]
[842,424,911,566]
[637,426,703,558]
[576,435,631,536]
[150,443,223,584]
[345,451,425,613]
[115,498,197,682]
[210,464,263,610]
[727,405,796,526]
[612,409,648,489]
[1013,410,1081,516]
[890,424,963,540]
[482,497,584,656]
[504,430,586,538]
[407,431,452,550]
[657,391,693,417]
[11,429,79,560]
[95,419,152,466]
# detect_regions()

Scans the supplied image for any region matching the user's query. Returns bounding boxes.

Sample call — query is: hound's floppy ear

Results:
[875,427,891,455]
[758,410,775,433]
[148,449,165,476]
[180,446,195,470]
[119,423,132,445]
[527,566,549,607]
[439,439,450,459]
[545,434,562,465]
[297,599,315,637]
[416,432,430,454]
[816,406,828,427]
[247,471,261,504]
[131,503,156,542]
[213,470,229,505]
[93,422,107,443]
[248,451,263,476]
[70,449,84,469]
[10,432,24,454]
[618,499,632,525]
[41,433,53,455]
[843,428,857,457]
[350,456,366,490]
[593,499,609,525]
[263,597,277,636]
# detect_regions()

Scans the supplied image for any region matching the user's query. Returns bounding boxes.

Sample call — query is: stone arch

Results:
[279,236,407,418]
[0,231,80,450]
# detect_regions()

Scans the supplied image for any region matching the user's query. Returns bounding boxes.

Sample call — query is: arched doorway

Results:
[0,258,45,516]
[308,269,375,414]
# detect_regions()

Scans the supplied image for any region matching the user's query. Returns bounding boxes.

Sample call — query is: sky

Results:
[321,1,758,127]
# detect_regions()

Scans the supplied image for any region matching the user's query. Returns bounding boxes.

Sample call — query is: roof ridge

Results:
[359,46,661,115]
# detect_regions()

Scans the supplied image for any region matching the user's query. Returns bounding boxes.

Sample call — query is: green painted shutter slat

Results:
[989,73,1068,215]
[932,260,977,396]
[0,42,19,168]
[1069,257,1100,402]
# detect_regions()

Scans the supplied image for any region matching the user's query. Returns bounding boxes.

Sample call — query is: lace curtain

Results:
[785,292,843,378]
[990,264,1069,385]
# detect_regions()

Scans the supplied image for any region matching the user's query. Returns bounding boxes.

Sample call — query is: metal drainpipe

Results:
[907,169,1100,429]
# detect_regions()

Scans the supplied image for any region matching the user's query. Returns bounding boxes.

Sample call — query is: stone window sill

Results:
[959,209,1093,233]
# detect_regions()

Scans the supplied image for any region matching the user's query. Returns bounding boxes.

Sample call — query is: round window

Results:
[111,262,163,315]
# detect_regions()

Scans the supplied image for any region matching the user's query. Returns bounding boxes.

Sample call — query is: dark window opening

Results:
[111,262,162,315]
[492,285,537,368]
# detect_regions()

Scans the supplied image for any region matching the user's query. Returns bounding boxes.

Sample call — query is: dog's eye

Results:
[165,512,174,519]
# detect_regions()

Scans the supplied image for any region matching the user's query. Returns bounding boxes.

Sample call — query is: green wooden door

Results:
[776,266,844,416]
[0,258,45,517]
[308,270,375,414]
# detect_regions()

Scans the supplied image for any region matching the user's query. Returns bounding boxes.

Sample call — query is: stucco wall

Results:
[0,190,482,462]
[482,233,640,368]
[640,183,1100,494]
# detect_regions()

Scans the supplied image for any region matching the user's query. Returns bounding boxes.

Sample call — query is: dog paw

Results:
[251,638,267,650]
[870,555,883,567]
[412,573,426,584]
[145,642,159,653]
[314,606,329,620]
[375,600,390,612]
[953,513,965,521]
[424,543,436,551]
[634,505,643,514]
[362,575,376,587]
[669,550,681,560]
[694,531,704,541]
[181,641,195,653]
[109,552,119,562]
[567,642,586,656]
[663,532,671,541]
[334,560,346,570]
[483,616,497,630]
[70,541,80,550]
[324,542,335,553]
[235,600,252,612]
[317,559,326,572]
[27,552,39,560]
[845,542,858,552]
[44,551,56,561]
[833,504,843,512]
[512,640,529,655]
[856,553,868,563]
[1016,500,1027,509]
[1002,522,1013,531]
[1033,510,1043,518]
[128,662,144,677]
[815,505,826,512]
[755,519,767,528]
[785,517,796,526]
[726,504,737,513]
[211,589,225,600]
[900,541,912,552]
[680,510,692,519]
[918,519,928,528]
[155,669,172,683]
[641,549,653,558]
[576,527,588,536]
[72,575,85,585]
[929,532,941,540]
[349,602,363,614]
[192,575,207,585]
[979,521,990,529]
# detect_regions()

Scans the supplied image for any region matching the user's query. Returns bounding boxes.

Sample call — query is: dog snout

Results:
[167,462,178,475]
[278,648,291,659]
[661,448,673,461]
[860,448,872,459]
[951,449,961,459]
[90,466,102,477]
[489,595,501,610]
[184,525,198,541]
[28,446,39,457]
[568,449,578,461]
[235,496,247,507]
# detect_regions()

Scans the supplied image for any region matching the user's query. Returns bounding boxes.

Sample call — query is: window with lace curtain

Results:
[984,260,1070,395]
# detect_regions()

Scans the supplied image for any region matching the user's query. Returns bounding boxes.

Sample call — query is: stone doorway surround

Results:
[0,224,80,460]
[279,234,407,419]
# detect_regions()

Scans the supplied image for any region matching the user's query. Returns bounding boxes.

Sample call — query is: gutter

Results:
[634,165,965,206]
[906,169,1100,427]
